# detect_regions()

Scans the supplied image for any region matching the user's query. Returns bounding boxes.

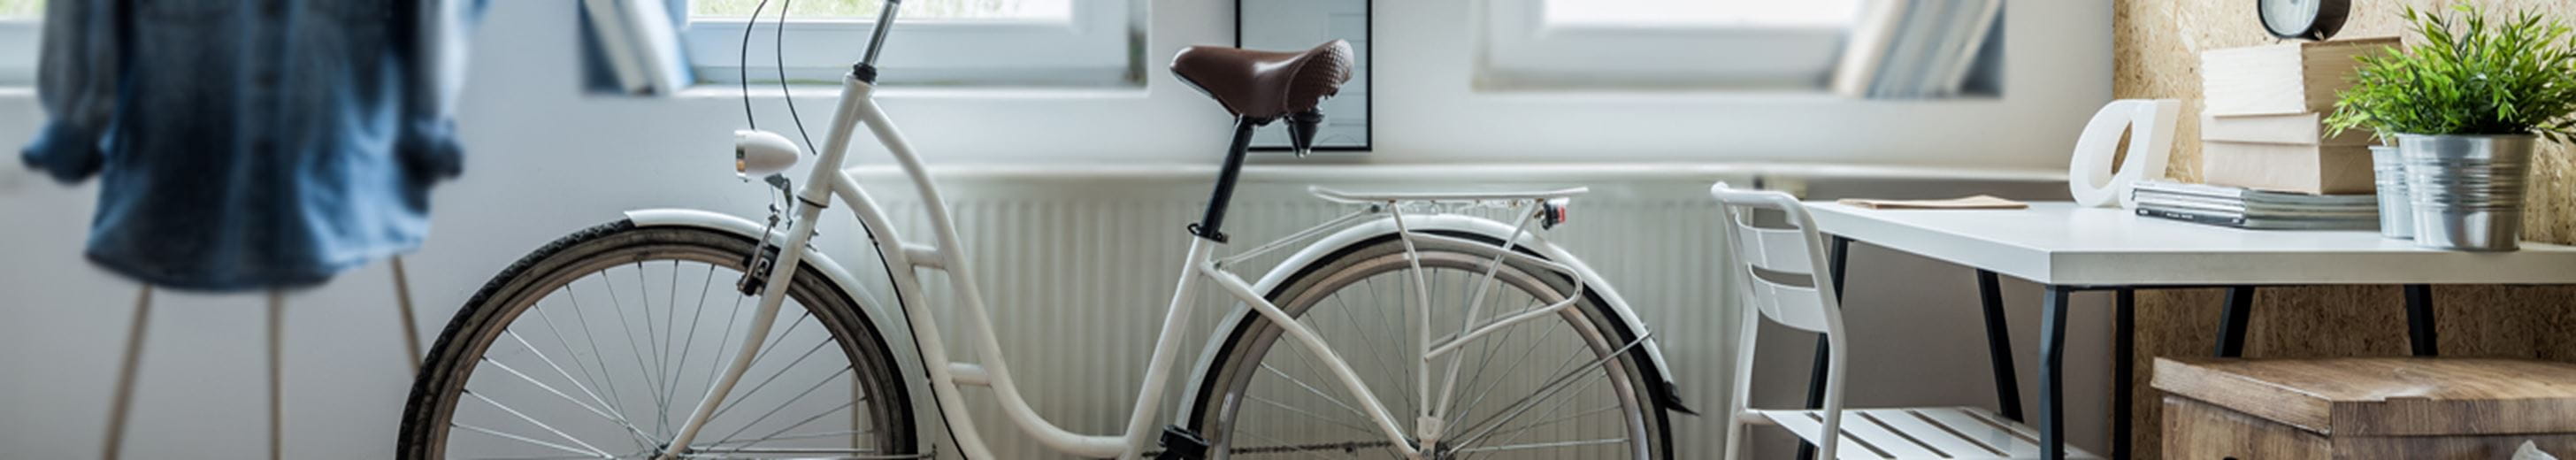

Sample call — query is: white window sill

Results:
[667,83,1148,101]
[1462,87,2005,104]
[841,161,2070,184]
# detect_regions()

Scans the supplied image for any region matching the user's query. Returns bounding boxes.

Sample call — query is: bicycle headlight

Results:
[733,129,803,179]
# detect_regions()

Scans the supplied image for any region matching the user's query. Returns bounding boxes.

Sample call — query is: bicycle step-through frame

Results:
[616,4,1685,458]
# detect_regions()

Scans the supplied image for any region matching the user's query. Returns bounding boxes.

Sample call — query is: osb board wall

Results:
[2115,1,2576,457]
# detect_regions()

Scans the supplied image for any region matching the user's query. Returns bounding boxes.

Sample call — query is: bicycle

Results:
[399,4,1685,458]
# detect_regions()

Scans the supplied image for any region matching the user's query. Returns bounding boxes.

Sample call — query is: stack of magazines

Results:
[2131,180,2377,230]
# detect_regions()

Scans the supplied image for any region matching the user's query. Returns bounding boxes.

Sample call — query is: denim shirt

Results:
[22,0,486,291]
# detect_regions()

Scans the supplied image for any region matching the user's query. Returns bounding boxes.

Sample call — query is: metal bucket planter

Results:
[2370,145,2412,239]
[2398,134,2535,251]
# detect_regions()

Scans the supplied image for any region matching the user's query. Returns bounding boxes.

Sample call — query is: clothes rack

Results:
[98,257,425,460]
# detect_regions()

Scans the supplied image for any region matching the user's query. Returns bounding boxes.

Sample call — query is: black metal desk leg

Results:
[2037,286,2072,460]
[1975,270,2024,422]
[2112,288,2135,460]
[2214,287,2258,357]
[2404,284,2438,356]
[1796,235,1852,460]
[1828,236,1850,297]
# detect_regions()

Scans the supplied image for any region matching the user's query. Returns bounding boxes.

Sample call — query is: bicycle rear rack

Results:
[1307,186,1588,204]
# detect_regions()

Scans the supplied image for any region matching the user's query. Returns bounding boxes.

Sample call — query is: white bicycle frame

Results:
[650,73,1630,460]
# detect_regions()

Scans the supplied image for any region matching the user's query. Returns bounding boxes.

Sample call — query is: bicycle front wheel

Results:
[399,221,916,459]
[1185,232,1672,459]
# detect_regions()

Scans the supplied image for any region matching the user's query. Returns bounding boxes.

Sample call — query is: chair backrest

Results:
[1713,183,1854,460]
[1708,183,1843,335]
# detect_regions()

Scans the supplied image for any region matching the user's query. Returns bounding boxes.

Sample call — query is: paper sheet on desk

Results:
[1836,196,2029,210]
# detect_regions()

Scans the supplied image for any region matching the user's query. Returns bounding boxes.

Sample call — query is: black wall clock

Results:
[2259,0,2350,41]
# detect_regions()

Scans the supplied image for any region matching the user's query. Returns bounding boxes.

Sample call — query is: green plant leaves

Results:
[2326,3,2576,144]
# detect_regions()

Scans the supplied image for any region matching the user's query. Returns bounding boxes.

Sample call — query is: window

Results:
[1546,0,1858,27]
[682,0,1137,87]
[1481,0,1863,89]
[693,0,1069,19]
[0,0,38,86]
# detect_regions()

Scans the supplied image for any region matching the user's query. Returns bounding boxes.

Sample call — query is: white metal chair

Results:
[1711,183,2096,459]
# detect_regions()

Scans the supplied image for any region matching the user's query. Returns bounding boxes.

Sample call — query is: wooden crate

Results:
[2200,141,2375,195]
[2202,112,2375,146]
[2154,357,2576,459]
[2200,37,2400,117]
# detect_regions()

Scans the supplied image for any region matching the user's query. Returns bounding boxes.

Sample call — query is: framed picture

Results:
[1236,0,1370,152]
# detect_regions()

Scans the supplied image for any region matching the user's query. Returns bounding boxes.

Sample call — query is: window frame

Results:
[1477,0,1853,90]
[680,0,1136,87]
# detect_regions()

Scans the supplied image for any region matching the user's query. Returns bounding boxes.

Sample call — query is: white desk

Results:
[1798,202,2576,460]
[1810,203,2576,286]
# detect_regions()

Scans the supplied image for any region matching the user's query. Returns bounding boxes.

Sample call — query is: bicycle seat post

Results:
[1192,117,1261,243]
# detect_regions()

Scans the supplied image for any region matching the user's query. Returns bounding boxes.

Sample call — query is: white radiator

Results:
[838,165,1747,459]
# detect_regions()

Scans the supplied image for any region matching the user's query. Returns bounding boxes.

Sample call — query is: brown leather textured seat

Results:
[1169,41,1354,120]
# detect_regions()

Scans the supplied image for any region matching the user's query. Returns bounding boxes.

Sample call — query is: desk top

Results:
[1807,202,2576,286]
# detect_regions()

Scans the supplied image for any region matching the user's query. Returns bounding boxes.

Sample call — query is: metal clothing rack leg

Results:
[267,291,285,460]
[392,257,425,372]
[101,287,150,460]
[98,257,425,459]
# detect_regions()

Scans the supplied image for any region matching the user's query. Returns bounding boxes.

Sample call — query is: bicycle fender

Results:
[622,208,891,321]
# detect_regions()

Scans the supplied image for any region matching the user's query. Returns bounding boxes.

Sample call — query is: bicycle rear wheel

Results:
[399,221,916,459]
[1185,232,1673,459]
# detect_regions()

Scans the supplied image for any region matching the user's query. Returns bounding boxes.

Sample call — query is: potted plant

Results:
[2327,4,2576,250]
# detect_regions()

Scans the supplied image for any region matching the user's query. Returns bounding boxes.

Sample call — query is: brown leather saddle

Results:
[1169,41,1355,121]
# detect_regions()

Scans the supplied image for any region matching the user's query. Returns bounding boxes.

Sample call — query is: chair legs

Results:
[1721,413,1748,460]
[1794,235,1853,460]
[102,287,152,460]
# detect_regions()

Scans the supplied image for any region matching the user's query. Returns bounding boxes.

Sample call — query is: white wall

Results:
[2,0,2118,168]
[667,0,2112,167]
[0,0,2117,458]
